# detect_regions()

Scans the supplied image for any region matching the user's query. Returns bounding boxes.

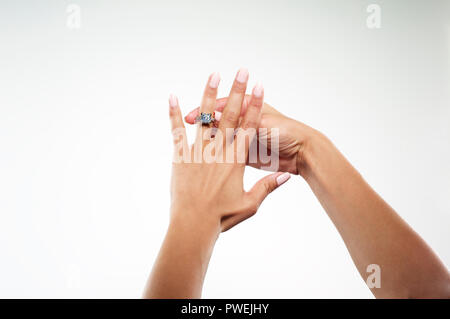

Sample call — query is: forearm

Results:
[143,213,220,299]
[299,129,450,298]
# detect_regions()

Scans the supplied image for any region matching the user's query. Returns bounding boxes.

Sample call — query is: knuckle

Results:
[204,87,217,99]
[169,108,177,117]
[223,109,239,123]
[245,202,259,216]
[241,120,258,130]
[204,93,215,101]
[264,180,274,194]
[243,195,259,215]
[249,99,262,109]
[232,81,247,94]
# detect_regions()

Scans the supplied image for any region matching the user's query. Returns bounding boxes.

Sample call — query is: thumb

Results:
[248,172,291,208]
[221,172,291,232]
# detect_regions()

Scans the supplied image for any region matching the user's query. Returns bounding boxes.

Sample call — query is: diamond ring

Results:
[195,112,215,125]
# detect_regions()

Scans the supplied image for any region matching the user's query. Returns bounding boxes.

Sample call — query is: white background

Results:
[0,0,449,298]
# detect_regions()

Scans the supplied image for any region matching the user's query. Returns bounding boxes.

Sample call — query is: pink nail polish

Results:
[209,72,221,89]
[169,94,178,108]
[276,172,290,186]
[236,68,249,83]
[215,111,222,121]
[253,82,263,98]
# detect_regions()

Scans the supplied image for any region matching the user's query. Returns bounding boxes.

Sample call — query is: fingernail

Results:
[236,68,249,83]
[253,82,263,98]
[276,172,290,186]
[215,111,222,121]
[209,72,221,89]
[169,94,178,108]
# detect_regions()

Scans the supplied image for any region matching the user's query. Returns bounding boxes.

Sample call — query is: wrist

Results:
[296,125,354,189]
[169,208,221,242]
[294,124,335,181]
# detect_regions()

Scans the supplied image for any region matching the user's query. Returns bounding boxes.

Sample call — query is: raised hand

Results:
[144,71,290,298]
[170,71,290,232]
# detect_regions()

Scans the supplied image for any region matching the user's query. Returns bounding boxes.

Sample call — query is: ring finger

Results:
[195,72,221,145]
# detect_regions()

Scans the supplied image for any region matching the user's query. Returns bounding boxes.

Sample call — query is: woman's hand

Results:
[144,70,290,298]
[184,95,319,176]
[170,71,290,233]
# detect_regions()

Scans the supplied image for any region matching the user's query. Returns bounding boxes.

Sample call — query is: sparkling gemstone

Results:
[201,113,212,123]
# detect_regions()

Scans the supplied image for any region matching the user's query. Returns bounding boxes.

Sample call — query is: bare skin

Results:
[143,71,290,298]
[184,95,450,298]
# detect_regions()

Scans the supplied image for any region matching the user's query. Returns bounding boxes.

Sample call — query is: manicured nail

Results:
[209,72,221,89]
[276,172,290,186]
[253,82,263,98]
[169,94,178,108]
[215,111,222,121]
[236,68,249,83]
